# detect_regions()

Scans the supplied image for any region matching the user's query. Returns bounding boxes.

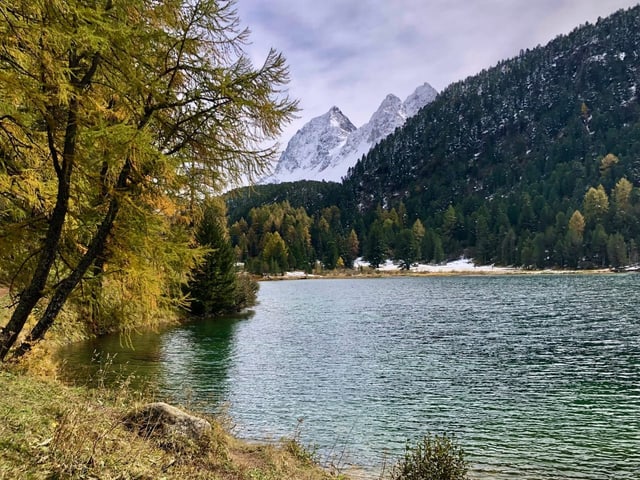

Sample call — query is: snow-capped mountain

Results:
[264,82,438,184]
[403,82,438,118]
[266,106,356,184]
[329,93,406,177]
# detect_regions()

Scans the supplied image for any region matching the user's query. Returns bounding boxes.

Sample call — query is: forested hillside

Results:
[228,5,640,272]
[226,181,344,224]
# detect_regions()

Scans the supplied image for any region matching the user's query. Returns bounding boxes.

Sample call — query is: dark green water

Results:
[58,274,640,479]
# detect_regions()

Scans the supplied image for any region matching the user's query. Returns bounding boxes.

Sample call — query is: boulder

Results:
[124,402,211,447]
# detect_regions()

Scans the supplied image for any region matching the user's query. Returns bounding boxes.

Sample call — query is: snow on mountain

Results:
[264,82,438,184]
[403,82,438,118]
[264,106,356,184]
[327,94,406,179]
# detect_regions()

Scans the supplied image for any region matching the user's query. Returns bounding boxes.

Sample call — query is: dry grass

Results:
[0,365,349,480]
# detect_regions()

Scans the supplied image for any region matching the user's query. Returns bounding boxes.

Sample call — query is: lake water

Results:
[58,274,640,479]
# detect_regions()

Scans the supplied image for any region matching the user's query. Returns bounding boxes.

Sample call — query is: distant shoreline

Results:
[259,266,617,281]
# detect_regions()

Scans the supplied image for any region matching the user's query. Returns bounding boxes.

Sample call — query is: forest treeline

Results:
[227,5,640,273]
[228,160,639,273]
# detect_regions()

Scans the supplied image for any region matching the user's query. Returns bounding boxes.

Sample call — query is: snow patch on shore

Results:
[354,257,516,273]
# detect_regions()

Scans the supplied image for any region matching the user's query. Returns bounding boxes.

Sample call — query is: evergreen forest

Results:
[227,5,640,273]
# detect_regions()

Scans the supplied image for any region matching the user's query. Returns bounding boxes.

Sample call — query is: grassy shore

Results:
[0,286,352,479]
[0,361,350,480]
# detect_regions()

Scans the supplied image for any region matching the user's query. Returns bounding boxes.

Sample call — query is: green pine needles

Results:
[187,199,258,317]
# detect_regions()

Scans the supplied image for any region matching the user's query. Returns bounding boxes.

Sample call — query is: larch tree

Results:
[344,228,360,268]
[411,219,426,261]
[0,0,297,360]
[566,209,585,267]
[611,177,633,232]
[583,185,609,226]
[567,210,586,245]
[261,231,288,274]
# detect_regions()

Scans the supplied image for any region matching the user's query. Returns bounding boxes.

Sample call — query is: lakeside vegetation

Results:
[0,0,293,359]
[0,363,348,480]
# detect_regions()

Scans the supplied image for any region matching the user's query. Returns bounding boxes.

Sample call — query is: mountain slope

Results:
[225,180,345,225]
[266,106,356,184]
[229,6,640,270]
[403,81,439,118]
[324,93,405,181]
[345,6,640,214]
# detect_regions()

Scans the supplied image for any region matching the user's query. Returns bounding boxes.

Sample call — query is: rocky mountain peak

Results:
[266,106,356,182]
[264,81,438,184]
[403,82,438,118]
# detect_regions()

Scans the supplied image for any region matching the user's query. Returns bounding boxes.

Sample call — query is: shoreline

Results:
[259,266,617,281]
[0,366,344,480]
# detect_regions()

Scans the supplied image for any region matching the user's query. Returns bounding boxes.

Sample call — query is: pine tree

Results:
[365,221,386,268]
[607,233,628,268]
[395,229,416,270]
[187,201,239,317]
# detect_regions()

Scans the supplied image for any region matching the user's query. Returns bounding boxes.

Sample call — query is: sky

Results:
[235,0,639,147]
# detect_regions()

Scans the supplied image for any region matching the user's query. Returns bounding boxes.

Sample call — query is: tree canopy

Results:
[0,0,296,359]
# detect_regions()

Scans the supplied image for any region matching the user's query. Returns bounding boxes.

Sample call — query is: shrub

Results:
[232,272,259,312]
[389,433,469,480]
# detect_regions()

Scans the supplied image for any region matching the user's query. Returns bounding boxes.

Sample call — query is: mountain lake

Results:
[58,274,640,479]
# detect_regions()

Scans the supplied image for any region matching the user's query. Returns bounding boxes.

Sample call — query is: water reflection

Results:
[57,329,165,390]
[158,312,253,406]
[57,311,253,405]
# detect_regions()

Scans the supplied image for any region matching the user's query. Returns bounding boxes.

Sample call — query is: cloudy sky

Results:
[235,0,639,145]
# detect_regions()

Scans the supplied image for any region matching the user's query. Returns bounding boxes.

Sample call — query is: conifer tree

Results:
[611,177,633,233]
[395,229,416,269]
[583,185,610,226]
[187,200,240,317]
[262,232,289,274]
[411,219,426,261]
[344,229,360,268]
[567,210,586,267]
[365,221,386,268]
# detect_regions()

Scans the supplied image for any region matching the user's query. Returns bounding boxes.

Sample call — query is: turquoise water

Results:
[59,274,640,479]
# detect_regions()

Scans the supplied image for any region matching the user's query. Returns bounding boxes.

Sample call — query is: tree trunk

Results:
[14,160,132,358]
[0,101,78,361]
[0,193,69,360]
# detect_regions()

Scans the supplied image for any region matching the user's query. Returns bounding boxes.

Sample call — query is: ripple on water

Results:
[59,275,640,479]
